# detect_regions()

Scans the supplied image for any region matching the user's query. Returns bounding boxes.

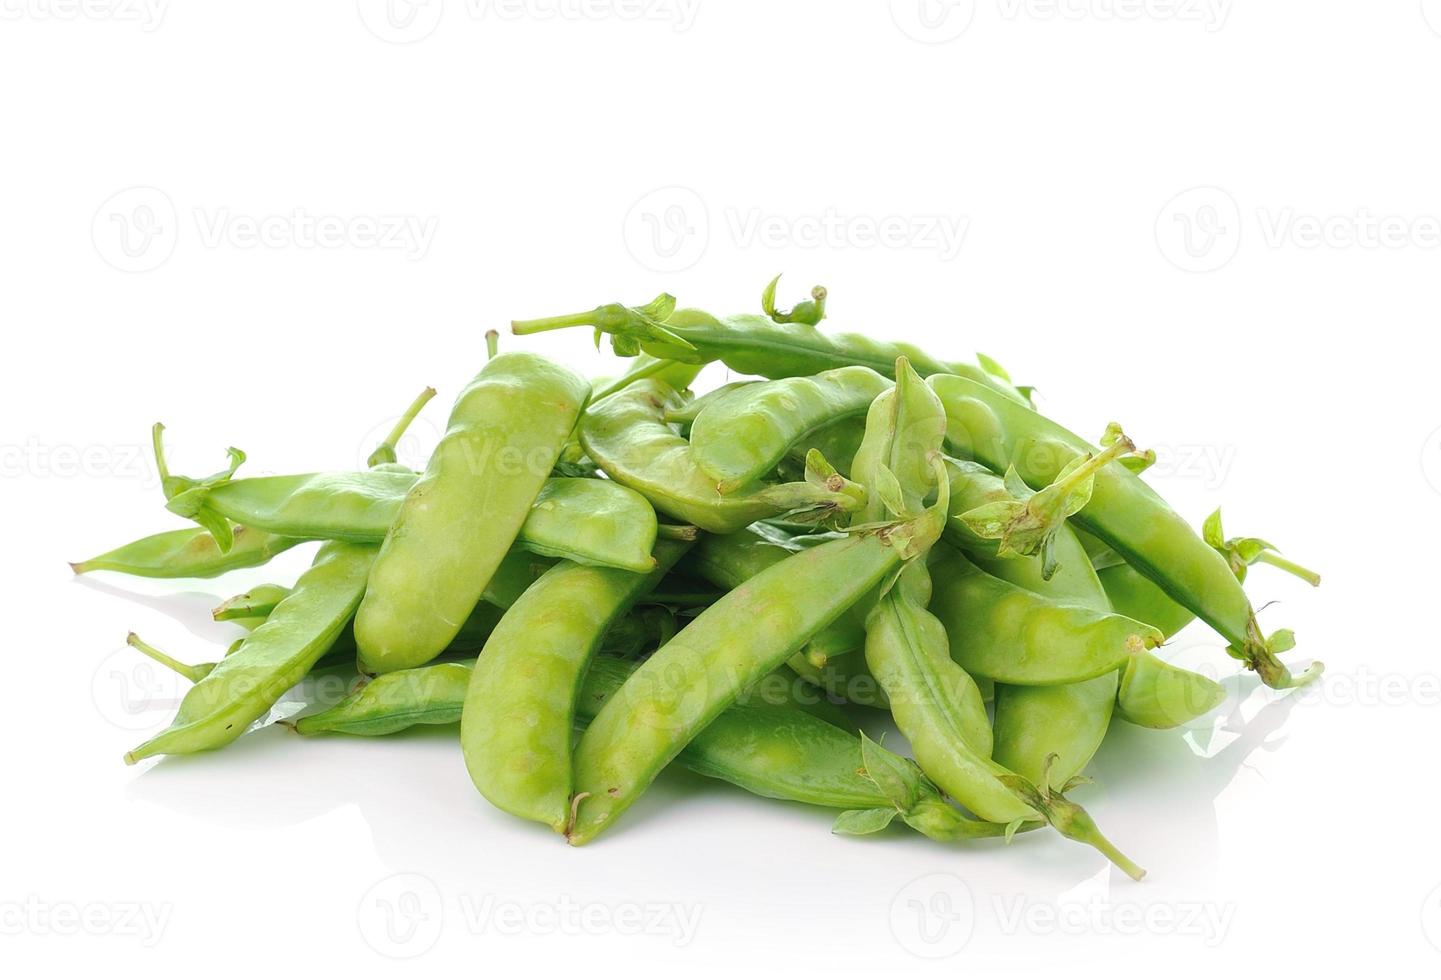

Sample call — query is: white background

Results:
[3,1,1439,975]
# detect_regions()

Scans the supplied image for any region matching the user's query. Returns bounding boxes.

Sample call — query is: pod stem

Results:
[485,329,499,361]
[1254,550,1322,587]
[511,295,696,357]
[1002,755,1147,881]
[126,632,214,684]
[368,386,436,468]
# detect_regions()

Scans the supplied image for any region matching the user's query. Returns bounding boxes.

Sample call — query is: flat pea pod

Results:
[511,294,1029,404]
[1114,652,1226,729]
[177,472,658,574]
[578,379,863,534]
[70,525,303,579]
[662,380,757,427]
[356,353,590,673]
[688,366,891,492]
[125,540,377,763]
[928,551,1162,686]
[930,373,1319,690]
[212,583,292,628]
[567,503,945,845]
[461,540,692,831]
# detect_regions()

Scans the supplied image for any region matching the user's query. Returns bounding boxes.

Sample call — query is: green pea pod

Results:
[297,655,1009,844]
[682,527,871,687]
[567,498,947,845]
[662,380,758,427]
[169,471,657,575]
[511,291,1030,405]
[125,540,378,763]
[71,525,304,579]
[212,584,293,627]
[461,540,693,831]
[928,551,1162,686]
[578,379,864,534]
[356,353,591,673]
[688,367,892,493]
[1114,652,1226,730]
[782,414,868,480]
[930,373,1321,690]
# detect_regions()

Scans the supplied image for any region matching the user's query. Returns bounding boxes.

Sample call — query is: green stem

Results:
[127,632,214,683]
[368,387,436,468]
[485,330,499,361]
[656,524,700,541]
[1255,550,1321,587]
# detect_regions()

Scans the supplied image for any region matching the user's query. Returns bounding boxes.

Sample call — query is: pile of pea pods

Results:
[78,281,1322,879]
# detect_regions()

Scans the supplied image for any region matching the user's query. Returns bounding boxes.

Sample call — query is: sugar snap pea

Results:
[688,366,891,492]
[125,540,377,763]
[511,291,1029,404]
[928,550,1163,686]
[356,353,591,673]
[461,540,692,831]
[71,525,303,579]
[295,655,1018,843]
[566,492,947,845]
[578,379,864,534]
[930,373,1321,690]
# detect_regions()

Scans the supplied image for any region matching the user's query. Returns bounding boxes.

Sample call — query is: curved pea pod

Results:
[1115,651,1226,730]
[991,674,1118,790]
[688,367,892,492]
[297,660,475,736]
[683,528,867,673]
[578,379,865,534]
[929,373,1320,690]
[177,471,658,575]
[511,291,1030,404]
[928,552,1162,686]
[212,584,293,630]
[567,502,945,846]
[70,525,303,579]
[125,540,377,763]
[356,353,591,673]
[461,540,692,832]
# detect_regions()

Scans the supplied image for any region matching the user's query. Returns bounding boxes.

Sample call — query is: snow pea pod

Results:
[567,498,946,845]
[928,551,1163,686]
[356,353,591,673]
[212,583,293,631]
[688,366,891,492]
[578,379,864,534]
[70,525,303,579]
[296,655,1015,843]
[1114,653,1227,730]
[125,540,377,763]
[511,292,1029,404]
[929,373,1320,690]
[662,380,757,427]
[171,472,657,574]
[461,539,692,831]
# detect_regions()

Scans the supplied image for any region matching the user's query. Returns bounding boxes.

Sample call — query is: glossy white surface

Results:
[4,4,1439,974]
